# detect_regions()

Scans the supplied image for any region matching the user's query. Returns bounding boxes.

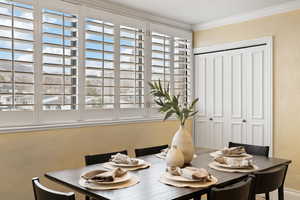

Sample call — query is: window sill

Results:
[0,117,178,134]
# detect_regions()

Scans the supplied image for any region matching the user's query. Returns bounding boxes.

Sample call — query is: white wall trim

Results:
[192,0,300,31]
[0,117,179,134]
[267,188,300,200]
[193,36,273,156]
[62,0,192,31]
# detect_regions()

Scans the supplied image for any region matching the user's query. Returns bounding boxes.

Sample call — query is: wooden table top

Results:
[45,148,291,200]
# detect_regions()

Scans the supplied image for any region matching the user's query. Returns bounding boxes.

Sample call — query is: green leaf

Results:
[163,110,174,121]
[154,99,164,106]
[189,98,199,109]
[189,111,198,117]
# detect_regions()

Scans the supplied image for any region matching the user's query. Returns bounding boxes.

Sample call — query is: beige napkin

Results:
[160,148,169,157]
[81,168,127,182]
[110,153,139,165]
[215,157,253,168]
[221,146,246,156]
[167,166,212,182]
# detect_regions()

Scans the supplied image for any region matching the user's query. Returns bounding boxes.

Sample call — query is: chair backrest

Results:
[209,177,253,200]
[32,177,75,200]
[135,145,169,157]
[229,142,269,157]
[253,165,288,194]
[85,150,128,166]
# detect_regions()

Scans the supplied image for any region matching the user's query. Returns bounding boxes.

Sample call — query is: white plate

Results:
[214,161,254,169]
[110,159,146,167]
[163,172,212,183]
[210,151,253,158]
[82,172,131,185]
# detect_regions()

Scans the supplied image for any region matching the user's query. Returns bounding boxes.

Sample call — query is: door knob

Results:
[209,118,213,121]
[242,119,247,123]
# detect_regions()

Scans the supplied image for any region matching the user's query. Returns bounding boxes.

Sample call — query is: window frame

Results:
[0,0,193,130]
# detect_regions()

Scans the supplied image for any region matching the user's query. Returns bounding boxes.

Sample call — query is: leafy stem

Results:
[149,80,199,126]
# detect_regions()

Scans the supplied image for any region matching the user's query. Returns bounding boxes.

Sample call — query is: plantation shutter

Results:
[85,18,114,109]
[42,8,78,110]
[174,37,192,104]
[151,32,171,89]
[0,0,34,111]
[119,25,144,109]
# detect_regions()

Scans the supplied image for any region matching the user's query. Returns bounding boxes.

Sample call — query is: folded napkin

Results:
[221,146,246,156]
[167,166,212,182]
[110,153,139,165]
[159,148,169,157]
[81,168,127,182]
[215,157,253,168]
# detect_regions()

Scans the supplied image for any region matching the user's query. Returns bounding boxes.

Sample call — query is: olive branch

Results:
[149,80,199,126]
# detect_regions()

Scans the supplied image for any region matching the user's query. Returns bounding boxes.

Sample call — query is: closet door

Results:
[194,44,271,150]
[226,49,248,144]
[194,55,210,148]
[244,46,269,147]
[195,53,226,149]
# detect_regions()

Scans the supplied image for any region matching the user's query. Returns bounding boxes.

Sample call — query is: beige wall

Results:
[0,120,192,200]
[194,10,300,190]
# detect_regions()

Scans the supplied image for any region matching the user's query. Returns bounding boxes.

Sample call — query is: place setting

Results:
[208,146,259,173]
[79,167,139,190]
[160,166,218,188]
[159,145,218,188]
[102,153,151,171]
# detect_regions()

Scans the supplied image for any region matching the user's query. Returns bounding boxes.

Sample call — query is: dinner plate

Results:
[210,151,253,158]
[213,161,254,169]
[163,172,212,183]
[81,172,131,185]
[110,159,146,167]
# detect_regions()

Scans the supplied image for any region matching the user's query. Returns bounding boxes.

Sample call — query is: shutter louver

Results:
[174,37,192,104]
[42,8,78,110]
[0,0,34,111]
[85,18,114,109]
[120,25,144,109]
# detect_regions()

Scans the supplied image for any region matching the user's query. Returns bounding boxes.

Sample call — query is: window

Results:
[0,0,34,111]
[174,37,192,104]
[119,25,144,109]
[85,18,114,109]
[0,0,192,128]
[42,8,78,111]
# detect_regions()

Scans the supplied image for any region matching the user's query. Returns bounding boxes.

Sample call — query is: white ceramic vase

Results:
[171,125,195,164]
[166,145,184,167]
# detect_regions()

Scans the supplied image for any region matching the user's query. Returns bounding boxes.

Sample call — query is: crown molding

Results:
[193,0,300,31]
[62,0,192,31]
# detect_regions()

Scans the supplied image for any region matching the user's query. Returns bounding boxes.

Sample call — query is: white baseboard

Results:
[267,188,300,200]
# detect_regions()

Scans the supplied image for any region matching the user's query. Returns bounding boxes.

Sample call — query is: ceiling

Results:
[105,0,294,24]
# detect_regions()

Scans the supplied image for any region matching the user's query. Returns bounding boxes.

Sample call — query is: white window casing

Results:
[0,0,193,131]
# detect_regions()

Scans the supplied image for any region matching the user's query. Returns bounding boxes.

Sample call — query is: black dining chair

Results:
[32,177,75,200]
[84,150,128,200]
[135,144,169,157]
[229,142,269,157]
[84,150,128,166]
[209,176,254,200]
[251,164,289,200]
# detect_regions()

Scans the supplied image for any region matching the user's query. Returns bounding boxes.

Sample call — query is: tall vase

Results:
[171,125,195,164]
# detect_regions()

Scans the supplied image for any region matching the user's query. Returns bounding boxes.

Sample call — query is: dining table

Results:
[45,148,291,200]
